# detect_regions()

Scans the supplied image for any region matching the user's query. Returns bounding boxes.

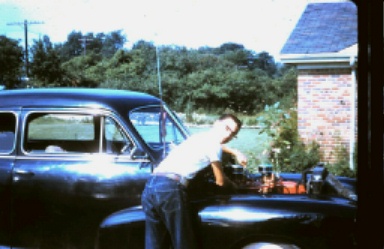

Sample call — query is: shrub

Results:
[327,144,357,177]
[256,102,321,173]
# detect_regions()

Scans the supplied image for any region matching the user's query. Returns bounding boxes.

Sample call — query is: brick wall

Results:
[298,68,356,163]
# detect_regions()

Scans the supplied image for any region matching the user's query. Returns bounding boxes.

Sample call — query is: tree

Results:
[222,49,254,69]
[131,40,156,70]
[254,51,277,77]
[101,30,127,58]
[217,42,245,53]
[30,35,63,85]
[58,31,84,61]
[57,30,127,62]
[270,67,297,109]
[60,52,101,87]
[0,36,24,89]
[83,32,102,55]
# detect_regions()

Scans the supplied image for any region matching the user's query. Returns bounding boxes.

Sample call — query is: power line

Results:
[7,20,44,77]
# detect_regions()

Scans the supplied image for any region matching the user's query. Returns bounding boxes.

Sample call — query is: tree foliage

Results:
[1,31,297,115]
[57,30,126,62]
[0,36,24,88]
[30,35,63,85]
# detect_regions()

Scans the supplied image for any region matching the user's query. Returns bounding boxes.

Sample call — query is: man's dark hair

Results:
[219,113,242,129]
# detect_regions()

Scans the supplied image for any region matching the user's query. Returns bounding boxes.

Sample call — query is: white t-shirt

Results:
[154,131,222,179]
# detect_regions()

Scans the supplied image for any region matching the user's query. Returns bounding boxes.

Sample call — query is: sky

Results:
[0,0,324,61]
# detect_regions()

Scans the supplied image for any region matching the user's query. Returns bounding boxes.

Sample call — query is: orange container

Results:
[281,181,306,194]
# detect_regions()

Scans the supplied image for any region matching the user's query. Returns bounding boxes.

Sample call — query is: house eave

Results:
[280,53,357,70]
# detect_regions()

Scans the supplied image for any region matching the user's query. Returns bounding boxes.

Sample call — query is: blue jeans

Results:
[141,175,198,249]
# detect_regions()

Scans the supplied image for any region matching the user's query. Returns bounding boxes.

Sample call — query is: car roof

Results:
[0,88,161,111]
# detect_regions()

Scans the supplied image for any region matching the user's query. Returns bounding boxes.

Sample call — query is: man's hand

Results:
[234,150,247,167]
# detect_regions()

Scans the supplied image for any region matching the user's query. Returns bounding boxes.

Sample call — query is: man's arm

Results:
[221,145,247,167]
[211,161,237,188]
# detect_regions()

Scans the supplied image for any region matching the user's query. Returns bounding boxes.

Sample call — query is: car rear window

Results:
[24,113,97,154]
[27,113,95,141]
[0,112,16,153]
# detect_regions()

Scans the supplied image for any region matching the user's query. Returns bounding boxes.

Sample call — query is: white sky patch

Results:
[0,0,313,60]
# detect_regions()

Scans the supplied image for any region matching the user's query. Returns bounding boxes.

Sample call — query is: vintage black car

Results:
[0,88,356,249]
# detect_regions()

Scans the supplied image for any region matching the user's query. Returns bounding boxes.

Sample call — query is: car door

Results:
[0,110,18,247]
[11,108,153,248]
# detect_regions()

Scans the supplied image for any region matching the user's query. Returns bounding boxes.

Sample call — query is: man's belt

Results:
[153,172,189,187]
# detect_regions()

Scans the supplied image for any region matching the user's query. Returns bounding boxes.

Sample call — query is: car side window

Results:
[0,112,16,153]
[24,113,97,154]
[23,112,134,155]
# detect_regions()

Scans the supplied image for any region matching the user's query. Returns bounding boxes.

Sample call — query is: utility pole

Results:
[7,19,44,77]
[78,37,93,56]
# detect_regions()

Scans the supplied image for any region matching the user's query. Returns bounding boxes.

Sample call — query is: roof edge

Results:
[280,52,357,69]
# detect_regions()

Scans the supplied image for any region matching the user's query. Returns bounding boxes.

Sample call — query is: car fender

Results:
[97,194,356,249]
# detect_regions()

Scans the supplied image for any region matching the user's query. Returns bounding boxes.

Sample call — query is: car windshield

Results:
[129,105,188,152]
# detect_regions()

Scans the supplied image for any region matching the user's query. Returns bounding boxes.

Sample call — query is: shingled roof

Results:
[280,2,357,55]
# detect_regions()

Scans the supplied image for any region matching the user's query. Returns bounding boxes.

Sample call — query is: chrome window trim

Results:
[20,108,138,157]
[13,154,151,163]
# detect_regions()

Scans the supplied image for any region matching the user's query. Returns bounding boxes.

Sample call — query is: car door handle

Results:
[14,169,35,176]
